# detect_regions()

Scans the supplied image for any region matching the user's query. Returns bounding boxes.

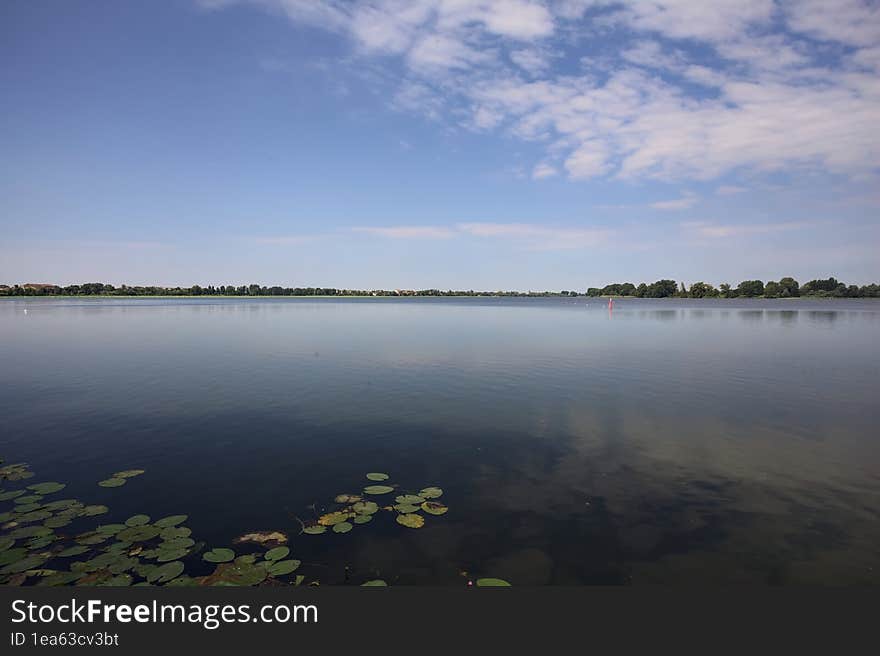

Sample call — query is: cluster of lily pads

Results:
[1,458,509,586]
[299,472,448,535]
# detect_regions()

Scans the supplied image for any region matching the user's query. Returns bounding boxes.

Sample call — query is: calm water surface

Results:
[1,297,878,584]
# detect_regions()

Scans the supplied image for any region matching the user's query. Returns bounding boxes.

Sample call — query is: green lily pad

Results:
[43,499,80,511]
[0,490,25,501]
[27,482,65,495]
[96,524,127,535]
[125,514,150,527]
[419,487,443,499]
[0,548,28,566]
[203,548,235,563]
[14,494,43,504]
[155,515,188,528]
[160,526,192,540]
[476,578,511,586]
[334,494,362,503]
[208,561,267,586]
[366,473,389,481]
[421,501,448,516]
[318,511,353,526]
[395,494,425,505]
[113,470,145,479]
[364,485,394,495]
[1,553,48,574]
[57,545,89,557]
[116,525,161,543]
[161,537,195,550]
[37,571,83,586]
[302,525,327,535]
[352,500,379,514]
[27,536,55,549]
[98,478,126,488]
[76,533,110,546]
[267,559,301,576]
[13,502,42,513]
[362,580,388,586]
[148,561,184,583]
[11,525,52,539]
[99,573,133,587]
[81,505,109,517]
[165,576,197,587]
[265,546,289,561]
[156,548,189,562]
[0,537,14,552]
[43,516,73,529]
[332,521,353,534]
[353,514,373,524]
[396,514,425,529]
[393,504,420,514]
[235,554,257,566]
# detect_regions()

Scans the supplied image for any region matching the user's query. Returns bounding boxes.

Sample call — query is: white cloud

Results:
[532,162,558,179]
[716,185,747,196]
[353,226,458,239]
[681,220,811,239]
[203,0,880,183]
[651,191,698,210]
[457,222,611,249]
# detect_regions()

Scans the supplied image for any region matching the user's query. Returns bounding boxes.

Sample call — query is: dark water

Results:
[2,297,879,585]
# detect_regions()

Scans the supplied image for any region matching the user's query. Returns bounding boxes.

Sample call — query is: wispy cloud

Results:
[201,1,880,184]
[352,226,457,239]
[650,191,698,211]
[716,185,748,196]
[681,220,812,239]
[531,162,558,179]
[456,222,611,250]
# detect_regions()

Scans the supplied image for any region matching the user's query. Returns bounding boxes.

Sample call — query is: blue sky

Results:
[1,0,878,289]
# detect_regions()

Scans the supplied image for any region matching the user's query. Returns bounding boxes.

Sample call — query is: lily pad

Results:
[81,505,109,517]
[235,554,257,566]
[98,477,126,488]
[364,485,395,495]
[156,548,189,562]
[476,578,512,586]
[332,521,353,534]
[419,487,443,499]
[362,580,388,586]
[11,525,52,539]
[57,545,89,558]
[203,548,235,563]
[396,514,425,529]
[204,561,267,586]
[96,524,127,535]
[166,576,197,587]
[393,504,420,514]
[148,561,185,583]
[161,537,195,550]
[1,553,47,575]
[43,516,73,529]
[113,469,145,479]
[353,514,373,524]
[302,525,327,535]
[334,494,361,503]
[0,548,28,566]
[27,536,55,549]
[14,494,43,504]
[318,511,353,526]
[125,514,150,527]
[76,533,110,546]
[421,501,449,516]
[0,537,14,552]
[265,546,289,561]
[116,525,161,542]
[234,531,287,545]
[99,574,133,587]
[395,494,425,505]
[160,526,192,540]
[352,500,379,515]
[27,482,65,495]
[43,499,80,511]
[37,571,83,586]
[366,473,390,481]
[267,559,301,576]
[0,490,25,501]
[13,502,42,513]
[155,515,188,528]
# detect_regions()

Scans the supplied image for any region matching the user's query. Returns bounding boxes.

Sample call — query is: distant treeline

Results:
[1,277,877,298]
[586,277,880,298]
[0,283,579,298]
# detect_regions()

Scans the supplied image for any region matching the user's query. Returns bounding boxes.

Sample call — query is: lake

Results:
[1,297,878,585]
